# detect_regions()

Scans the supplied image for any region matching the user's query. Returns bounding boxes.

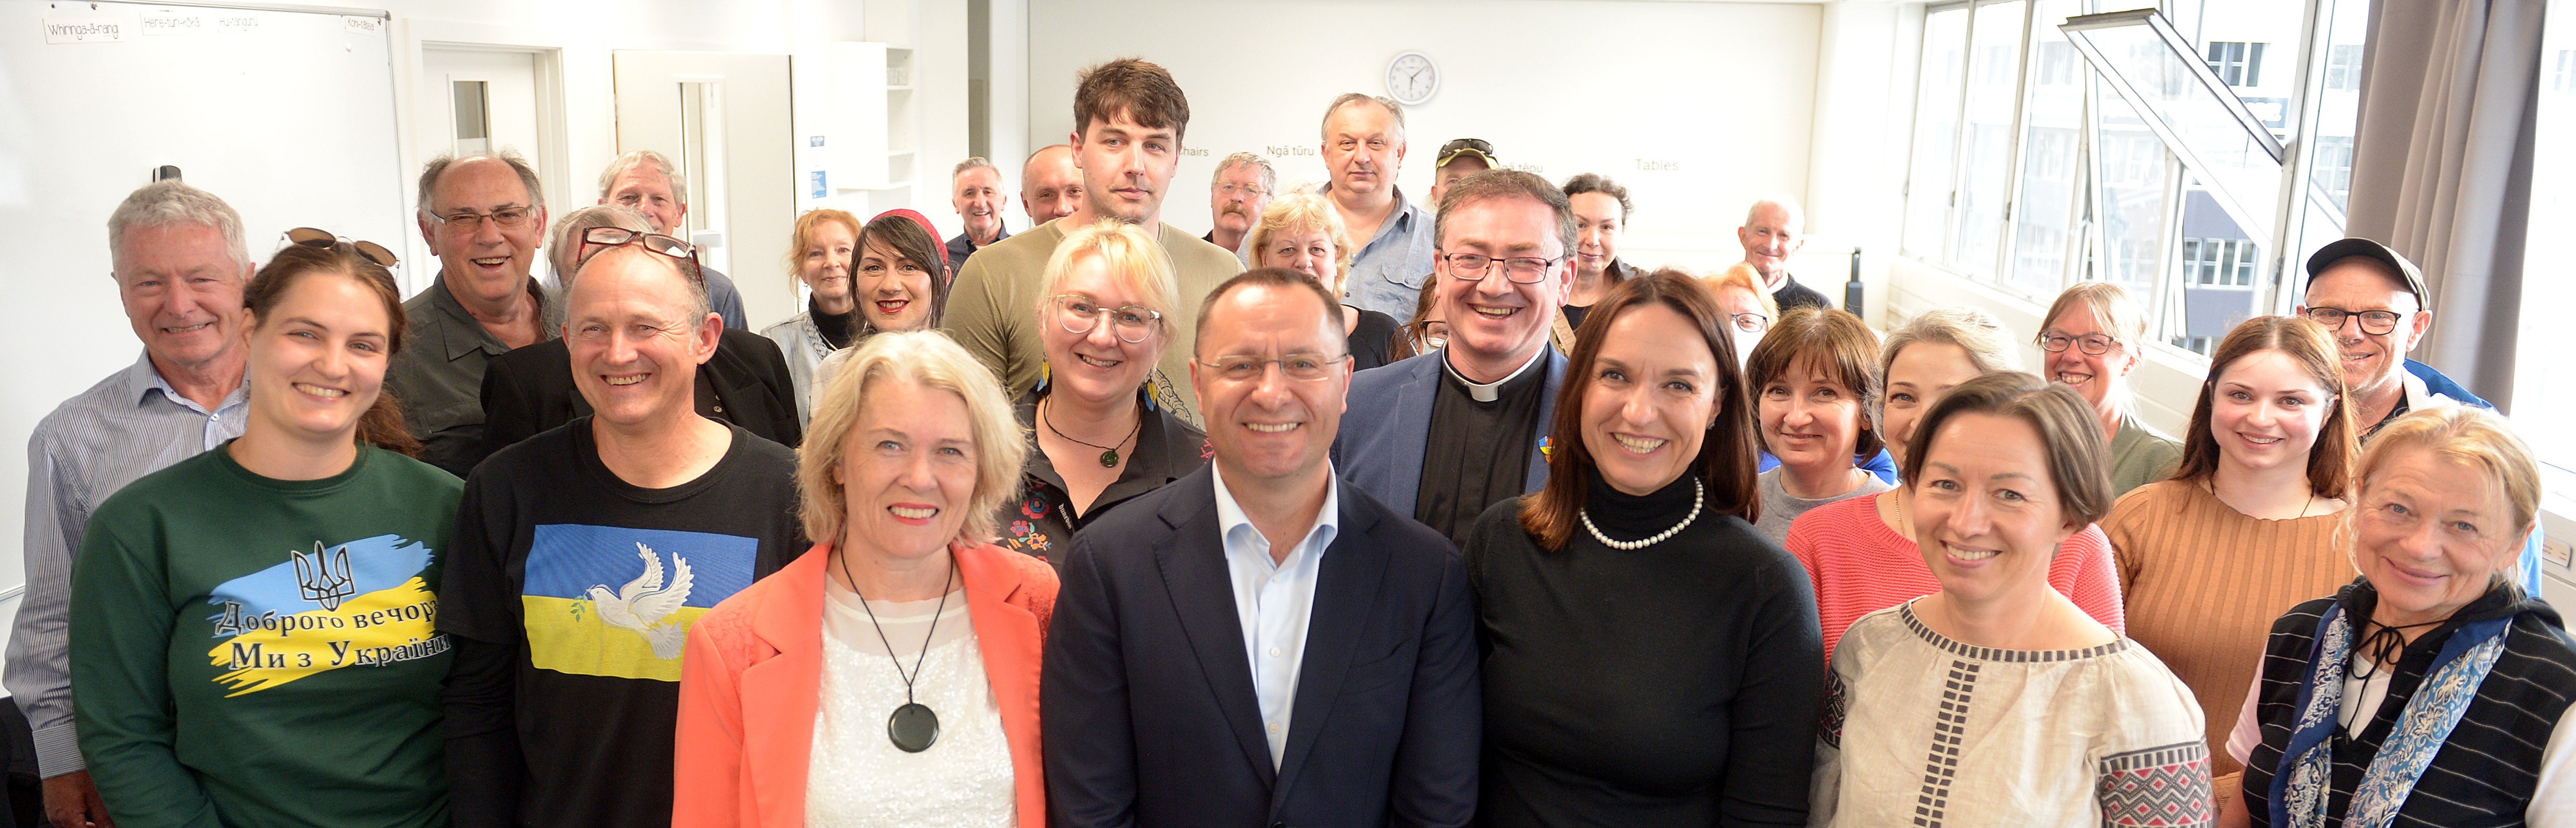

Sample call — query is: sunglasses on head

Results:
[283,227,398,268]
[579,226,702,280]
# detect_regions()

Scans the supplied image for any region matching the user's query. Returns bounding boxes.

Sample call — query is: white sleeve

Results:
[2226,671,2263,765]
[2530,709,2576,827]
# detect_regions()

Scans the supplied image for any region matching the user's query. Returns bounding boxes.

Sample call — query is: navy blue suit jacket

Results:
[1042,465,1482,828]
[1331,349,1567,518]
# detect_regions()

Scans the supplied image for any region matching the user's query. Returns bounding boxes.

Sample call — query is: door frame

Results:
[394,20,570,293]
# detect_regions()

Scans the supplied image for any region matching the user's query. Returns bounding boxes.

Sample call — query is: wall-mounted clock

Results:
[1385,51,1439,106]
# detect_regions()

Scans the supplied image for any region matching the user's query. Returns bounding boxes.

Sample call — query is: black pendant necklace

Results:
[1041,398,1142,468]
[839,550,954,753]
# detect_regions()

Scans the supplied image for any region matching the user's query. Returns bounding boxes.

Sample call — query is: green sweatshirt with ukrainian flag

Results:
[71,442,461,828]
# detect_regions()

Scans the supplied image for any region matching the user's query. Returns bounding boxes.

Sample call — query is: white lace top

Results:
[807,579,1016,827]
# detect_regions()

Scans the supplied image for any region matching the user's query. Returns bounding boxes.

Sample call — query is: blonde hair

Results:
[2041,281,2148,344]
[1036,219,1181,321]
[797,331,1028,545]
[1245,193,1356,295]
[2356,407,2543,569]
[1701,263,1781,322]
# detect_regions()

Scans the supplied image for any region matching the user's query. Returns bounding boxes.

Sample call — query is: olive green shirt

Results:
[387,276,553,478]
[2108,413,2184,498]
[937,219,1244,427]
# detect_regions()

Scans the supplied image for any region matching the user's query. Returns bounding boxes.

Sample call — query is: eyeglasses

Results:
[1196,352,1351,382]
[1440,252,1563,284]
[2301,305,2404,336]
[2037,330,2122,356]
[580,226,702,280]
[283,227,398,268]
[1729,312,1770,334]
[425,205,534,232]
[1050,295,1162,344]
[1215,183,1269,199]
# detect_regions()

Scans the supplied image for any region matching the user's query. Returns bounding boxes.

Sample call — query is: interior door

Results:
[416,46,545,291]
[612,51,796,330]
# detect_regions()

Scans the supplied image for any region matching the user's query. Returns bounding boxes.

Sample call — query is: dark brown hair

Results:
[1519,269,1760,549]
[1194,268,1344,355]
[1560,172,1633,222]
[1074,58,1191,144]
[1900,371,2114,527]
[2171,315,2355,498]
[245,243,422,458]
[1745,305,1886,458]
[1434,169,1577,263]
[857,212,951,329]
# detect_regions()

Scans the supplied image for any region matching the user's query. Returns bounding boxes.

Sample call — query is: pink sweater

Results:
[1786,494,2126,661]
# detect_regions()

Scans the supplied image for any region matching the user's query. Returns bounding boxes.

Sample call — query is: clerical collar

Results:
[1441,347,1547,403]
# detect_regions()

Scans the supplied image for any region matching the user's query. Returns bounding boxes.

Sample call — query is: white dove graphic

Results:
[586,542,695,660]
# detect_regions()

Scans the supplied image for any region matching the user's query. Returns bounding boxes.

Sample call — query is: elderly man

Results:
[945,156,1012,275]
[1738,196,1831,312]
[1045,269,1480,828]
[1428,137,1497,211]
[1334,170,1573,548]
[598,150,748,331]
[1206,151,1273,257]
[10,180,253,828]
[1321,94,1439,321]
[440,241,805,828]
[1021,143,1083,226]
[390,152,554,477]
[941,58,1244,424]
[1558,173,1643,344]
[469,209,800,470]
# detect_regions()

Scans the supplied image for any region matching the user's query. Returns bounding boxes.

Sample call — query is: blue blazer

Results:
[1042,465,1482,828]
[1332,349,1568,518]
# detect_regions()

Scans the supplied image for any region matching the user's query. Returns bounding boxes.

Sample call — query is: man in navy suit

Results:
[1044,269,1480,828]
[1334,169,1574,547]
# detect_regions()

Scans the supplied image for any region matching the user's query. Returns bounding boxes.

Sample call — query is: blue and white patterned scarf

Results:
[2265,603,2512,828]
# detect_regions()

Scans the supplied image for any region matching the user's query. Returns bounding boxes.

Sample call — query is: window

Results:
[2311,136,2354,206]
[2516,0,2576,481]
[2325,44,2363,91]
[1954,1,2030,274]
[2205,42,2265,87]
[1901,6,1970,260]
[2555,49,2574,93]
[2182,237,2256,287]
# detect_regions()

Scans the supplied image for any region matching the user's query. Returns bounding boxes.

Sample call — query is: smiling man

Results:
[941,58,1244,425]
[390,152,555,477]
[1321,94,1439,321]
[945,156,1010,275]
[1021,143,1084,227]
[2294,239,2490,435]
[1738,197,1831,313]
[1334,170,1576,547]
[438,242,805,828]
[1045,269,1479,828]
[596,150,748,331]
[11,180,253,828]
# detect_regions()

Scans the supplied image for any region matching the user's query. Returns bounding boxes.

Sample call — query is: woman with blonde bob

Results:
[2104,316,2360,796]
[1249,192,1404,369]
[996,220,1207,564]
[2037,282,2181,496]
[2225,407,2573,827]
[675,331,1054,828]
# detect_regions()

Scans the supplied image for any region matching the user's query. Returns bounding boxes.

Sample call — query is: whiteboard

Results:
[0,0,406,655]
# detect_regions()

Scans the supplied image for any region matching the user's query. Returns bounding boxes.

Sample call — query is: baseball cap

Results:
[1435,138,1498,170]
[2304,238,2430,311]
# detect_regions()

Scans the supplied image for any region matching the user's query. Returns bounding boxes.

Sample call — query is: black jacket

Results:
[468,328,801,472]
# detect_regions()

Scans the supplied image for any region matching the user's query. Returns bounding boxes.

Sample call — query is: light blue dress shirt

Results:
[1210,463,1342,768]
[1333,185,1440,321]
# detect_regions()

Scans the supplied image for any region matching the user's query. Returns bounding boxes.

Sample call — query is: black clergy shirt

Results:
[1415,350,1547,547]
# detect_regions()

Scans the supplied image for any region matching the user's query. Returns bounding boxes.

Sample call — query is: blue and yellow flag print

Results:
[521,524,757,682]
[202,534,445,698]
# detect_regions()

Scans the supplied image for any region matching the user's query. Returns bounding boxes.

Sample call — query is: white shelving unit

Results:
[790,42,920,216]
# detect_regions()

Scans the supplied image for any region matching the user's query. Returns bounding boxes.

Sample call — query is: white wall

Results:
[1025,0,1825,276]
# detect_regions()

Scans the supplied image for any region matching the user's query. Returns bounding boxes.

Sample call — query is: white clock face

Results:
[1386,52,1438,106]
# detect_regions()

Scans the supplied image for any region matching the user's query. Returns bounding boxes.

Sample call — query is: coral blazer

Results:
[673,540,1057,828]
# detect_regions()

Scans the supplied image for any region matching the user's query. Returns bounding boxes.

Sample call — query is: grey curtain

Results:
[2345,0,2546,410]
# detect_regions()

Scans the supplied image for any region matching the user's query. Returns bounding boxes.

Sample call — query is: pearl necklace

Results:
[1581,478,1703,550]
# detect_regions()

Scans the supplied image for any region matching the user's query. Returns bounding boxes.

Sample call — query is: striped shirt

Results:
[7,352,245,776]
[1785,493,2126,663]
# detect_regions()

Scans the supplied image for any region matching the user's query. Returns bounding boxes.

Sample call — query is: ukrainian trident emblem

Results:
[292,541,356,611]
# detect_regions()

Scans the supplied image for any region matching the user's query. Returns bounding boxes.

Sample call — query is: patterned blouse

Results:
[996,386,1209,568]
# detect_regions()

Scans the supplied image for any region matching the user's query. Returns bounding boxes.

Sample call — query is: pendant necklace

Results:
[1042,398,1142,468]
[838,549,953,753]
[1580,478,1703,550]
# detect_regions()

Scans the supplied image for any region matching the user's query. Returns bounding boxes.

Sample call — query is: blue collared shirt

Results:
[1210,462,1342,767]
[1334,185,1440,321]
[10,352,247,775]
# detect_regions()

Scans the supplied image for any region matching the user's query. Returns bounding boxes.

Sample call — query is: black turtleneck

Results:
[810,296,859,350]
[1458,478,1822,827]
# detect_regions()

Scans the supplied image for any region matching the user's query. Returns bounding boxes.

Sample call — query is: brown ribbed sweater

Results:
[2101,479,2354,788]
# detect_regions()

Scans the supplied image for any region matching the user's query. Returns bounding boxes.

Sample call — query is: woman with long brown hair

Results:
[2103,315,2360,801]
[71,236,463,826]
[765,209,950,423]
[1461,269,1820,825]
